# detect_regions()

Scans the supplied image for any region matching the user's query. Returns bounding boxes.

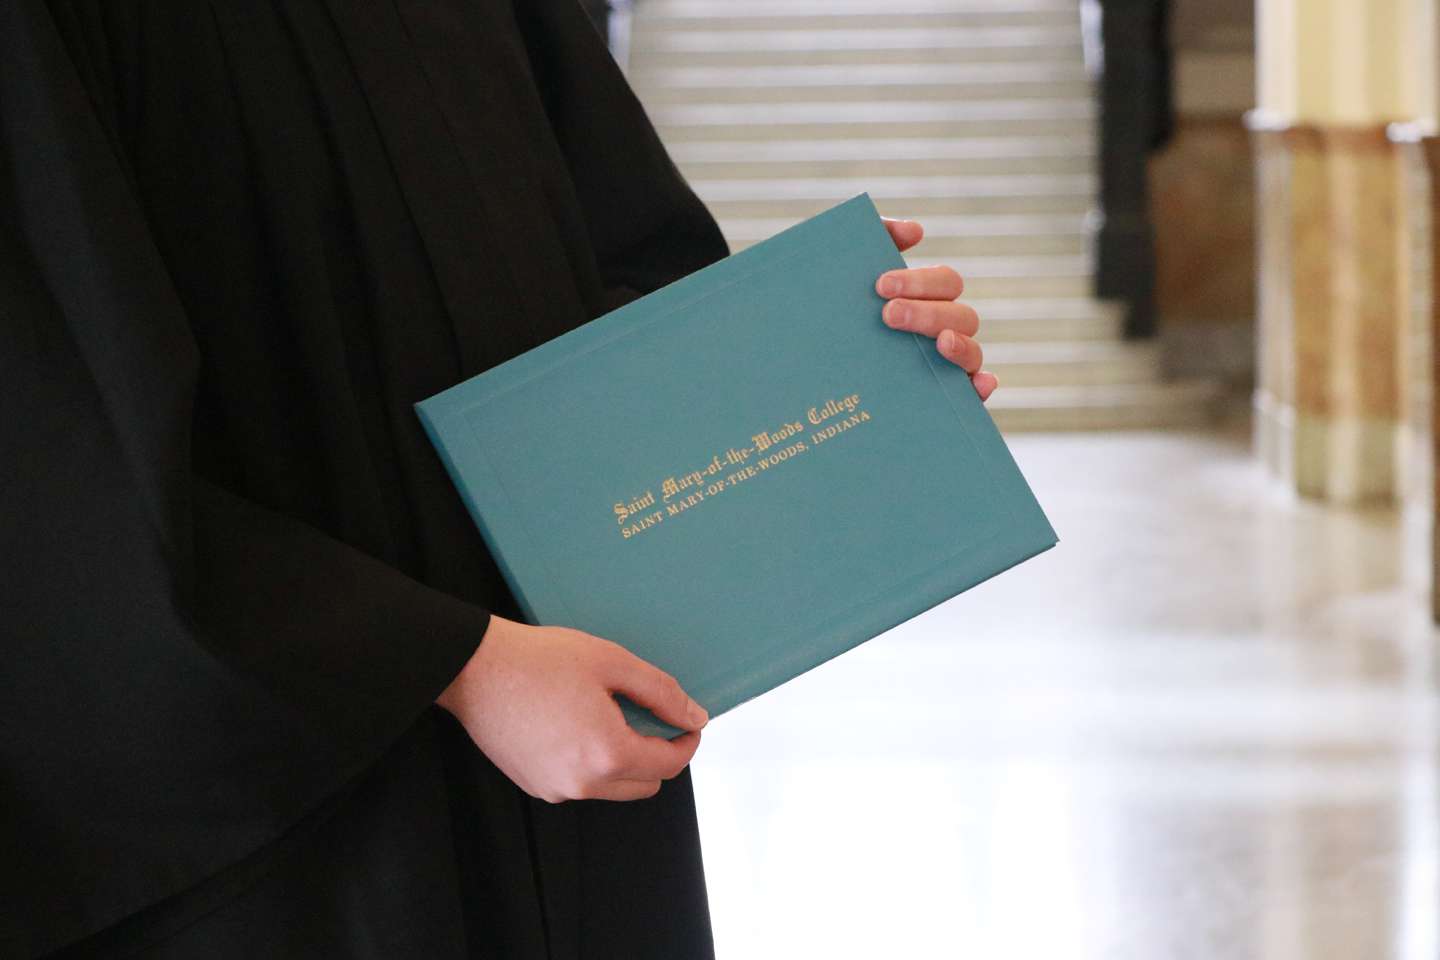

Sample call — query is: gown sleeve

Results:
[511,0,731,304]
[0,3,489,956]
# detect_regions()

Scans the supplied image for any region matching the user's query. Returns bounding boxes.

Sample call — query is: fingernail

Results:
[878,274,902,298]
[687,700,709,727]
[883,300,906,328]
[939,329,956,354]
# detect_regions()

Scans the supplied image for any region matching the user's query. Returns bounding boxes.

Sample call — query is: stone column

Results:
[1422,136,1440,618]
[1384,125,1436,613]
[1251,0,1435,505]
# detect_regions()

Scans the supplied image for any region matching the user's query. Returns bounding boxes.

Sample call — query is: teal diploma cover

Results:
[416,194,1058,736]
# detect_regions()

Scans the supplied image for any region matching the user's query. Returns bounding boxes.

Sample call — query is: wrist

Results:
[437,613,509,714]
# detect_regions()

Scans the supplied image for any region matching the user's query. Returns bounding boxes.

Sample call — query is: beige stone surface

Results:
[1257,0,1436,127]
[1150,118,1256,327]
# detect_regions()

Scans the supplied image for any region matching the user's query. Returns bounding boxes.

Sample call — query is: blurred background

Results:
[589,2,1440,957]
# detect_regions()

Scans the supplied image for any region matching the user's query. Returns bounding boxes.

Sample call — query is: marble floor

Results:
[689,417,1439,959]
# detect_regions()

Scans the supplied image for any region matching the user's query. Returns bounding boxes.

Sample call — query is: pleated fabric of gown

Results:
[0,0,728,956]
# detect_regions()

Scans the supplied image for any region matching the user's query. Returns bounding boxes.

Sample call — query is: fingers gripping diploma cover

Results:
[417,194,1058,737]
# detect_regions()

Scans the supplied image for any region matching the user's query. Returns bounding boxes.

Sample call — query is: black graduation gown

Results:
[0,0,728,956]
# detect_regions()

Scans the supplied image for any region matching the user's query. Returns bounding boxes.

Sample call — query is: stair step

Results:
[979,341,1161,387]
[650,99,1095,128]
[668,137,1095,163]
[638,46,1085,68]
[970,297,1119,321]
[911,254,1090,276]
[642,0,1081,11]
[916,217,1089,257]
[633,27,1085,67]
[902,255,1092,298]
[632,26,1081,54]
[692,178,1096,226]
[659,117,1093,142]
[633,10,1078,32]
[695,175,1095,217]
[980,316,1121,342]
[956,275,1093,298]
[637,79,1090,104]
[721,211,1087,239]
[915,233,1088,257]
[642,0,1082,12]
[987,381,1228,431]
[727,213,1090,256]
[632,62,1090,90]
[653,101,1095,143]
[677,155,1095,179]
[631,60,1091,106]
[926,214,1090,258]
[970,298,1124,342]
[705,193,1093,218]
[693,173,1093,200]
[667,136,1095,178]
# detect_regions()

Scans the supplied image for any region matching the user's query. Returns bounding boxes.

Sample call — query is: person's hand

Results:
[437,615,706,803]
[878,218,997,402]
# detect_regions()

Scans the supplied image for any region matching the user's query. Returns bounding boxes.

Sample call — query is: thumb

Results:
[604,649,708,732]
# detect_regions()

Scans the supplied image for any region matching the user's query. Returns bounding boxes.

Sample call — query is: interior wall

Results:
[1149,0,1257,385]
[1171,0,1256,115]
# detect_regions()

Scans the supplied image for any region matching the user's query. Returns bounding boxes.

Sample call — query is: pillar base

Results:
[1254,389,1400,505]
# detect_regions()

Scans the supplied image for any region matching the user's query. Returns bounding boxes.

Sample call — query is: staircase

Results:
[624,0,1226,431]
